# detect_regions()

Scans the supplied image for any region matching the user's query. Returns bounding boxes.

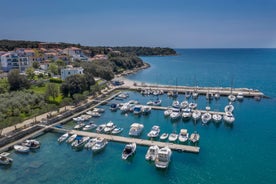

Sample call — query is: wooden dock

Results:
[52,128,199,153]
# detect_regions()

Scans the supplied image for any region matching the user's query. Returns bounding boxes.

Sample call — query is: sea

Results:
[1,49,276,184]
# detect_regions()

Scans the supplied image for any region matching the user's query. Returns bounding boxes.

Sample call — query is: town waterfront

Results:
[1,49,276,184]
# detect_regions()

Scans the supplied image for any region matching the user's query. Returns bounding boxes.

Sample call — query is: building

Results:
[0,52,30,72]
[61,65,84,80]
[63,47,88,61]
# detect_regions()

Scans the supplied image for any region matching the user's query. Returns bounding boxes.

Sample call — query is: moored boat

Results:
[82,122,97,131]
[66,134,77,143]
[212,113,222,122]
[91,138,108,153]
[145,145,159,161]
[22,139,40,149]
[228,94,236,102]
[168,132,178,142]
[160,133,169,141]
[223,112,235,124]
[201,112,212,124]
[71,136,90,149]
[237,92,244,101]
[14,145,30,153]
[110,103,119,111]
[141,106,151,115]
[58,133,69,143]
[111,127,124,135]
[122,142,136,160]
[192,110,201,120]
[96,124,106,133]
[178,129,189,143]
[133,105,142,115]
[189,131,200,143]
[182,108,192,120]
[164,108,173,116]
[147,125,160,138]
[103,121,116,133]
[0,153,13,165]
[129,123,144,137]
[155,146,172,169]
[224,104,234,113]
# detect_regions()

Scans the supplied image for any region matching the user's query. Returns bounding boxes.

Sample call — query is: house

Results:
[0,52,30,72]
[63,47,88,61]
[61,65,84,80]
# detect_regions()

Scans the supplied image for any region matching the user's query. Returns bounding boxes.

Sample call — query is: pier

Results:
[52,127,200,153]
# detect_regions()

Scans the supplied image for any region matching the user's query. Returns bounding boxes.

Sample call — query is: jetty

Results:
[117,78,265,98]
[52,127,200,153]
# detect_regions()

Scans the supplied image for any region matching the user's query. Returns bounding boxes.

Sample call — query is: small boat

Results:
[192,91,199,99]
[192,110,201,120]
[66,134,77,143]
[133,105,142,115]
[164,108,173,116]
[103,121,116,133]
[142,106,151,115]
[224,104,234,113]
[223,112,235,124]
[74,122,86,129]
[147,125,160,138]
[178,129,189,143]
[152,98,162,106]
[145,145,159,161]
[129,123,144,137]
[228,94,236,102]
[72,116,84,122]
[96,124,106,133]
[214,92,220,100]
[180,100,189,109]
[84,138,98,149]
[0,153,13,165]
[201,112,212,124]
[22,139,40,149]
[71,136,90,149]
[82,123,97,131]
[122,143,136,160]
[160,133,169,141]
[182,108,192,120]
[93,108,105,113]
[14,145,30,153]
[91,138,108,153]
[185,91,191,99]
[155,146,172,169]
[189,131,200,143]
[237,93,244,101]
[58,133,69,143]
[117,92,129,99]
[120,103,132,113]
[168,132,178,142]
[212,113,222,122]
[170,108,181,120]
[188,102,197,109]
[110,103,119,111]
[172,100,180,109]
[90,111,101,117]
[206,92,213,100]
[111,127,124,135]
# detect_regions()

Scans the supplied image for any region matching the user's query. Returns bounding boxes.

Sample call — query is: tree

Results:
[26,67,35,79]
[8,69,30,91]
[48,63,58,75]
[60,74,88,98]
[45,83,59,101]
[32,61,40,69]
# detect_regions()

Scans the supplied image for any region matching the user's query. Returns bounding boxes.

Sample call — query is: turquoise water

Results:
[1,49,276,184]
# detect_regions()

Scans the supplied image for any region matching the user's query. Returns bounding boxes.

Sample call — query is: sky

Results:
[0,0,276,48]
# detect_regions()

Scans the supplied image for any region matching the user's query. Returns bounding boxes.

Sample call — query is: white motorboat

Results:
[212,113,222,122]
[182,108,192,120]
[147,125,160,138]
[168,132,178,142]
[129,123,144,137]
[192,110,201,120]
[178,129,189,143]
[214,92,220,100]
[58,133,69,143]
[120,103,132,113]
[91,138,108,153]
[93,108,105,113]
[192,91,199,99]
[22,139,40,149]
[122,143,136,160]
[180,100,189,109]
[66,134,77,143]
[172,100,180,109]
[170,108,181,120]
[74,122,86,129]
[206,92,213,100]
[237,93,244,101]
[185,91,191,99]
[155,146,172,169]
[14,145,30,153]
[117,92,129,99]
[72,116,85,122]
[228,94,236,102]
[224,104,234,113]
[152,98,162,106]
[103,121,116,133]
[142,106,151,115]
[111,127,124,135]
[96,124,106,133]
[188,102,197,109]
[223,112,235,124]
[110,103,119,111]
[0,153,13,165]
[164,108,173,116]
[201,112,212,124]
[84,138,98,149]
[71,136,90,149]
[82,123,97,131]
[189,131,200,143]
[145,145,159,161]
[89,111,101,117]
[133,105,142,115]
[160,133,169,141]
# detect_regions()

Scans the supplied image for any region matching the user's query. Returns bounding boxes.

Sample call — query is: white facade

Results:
[0,52,30,72]
[61,66,84,80]
[63,47,88,61]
